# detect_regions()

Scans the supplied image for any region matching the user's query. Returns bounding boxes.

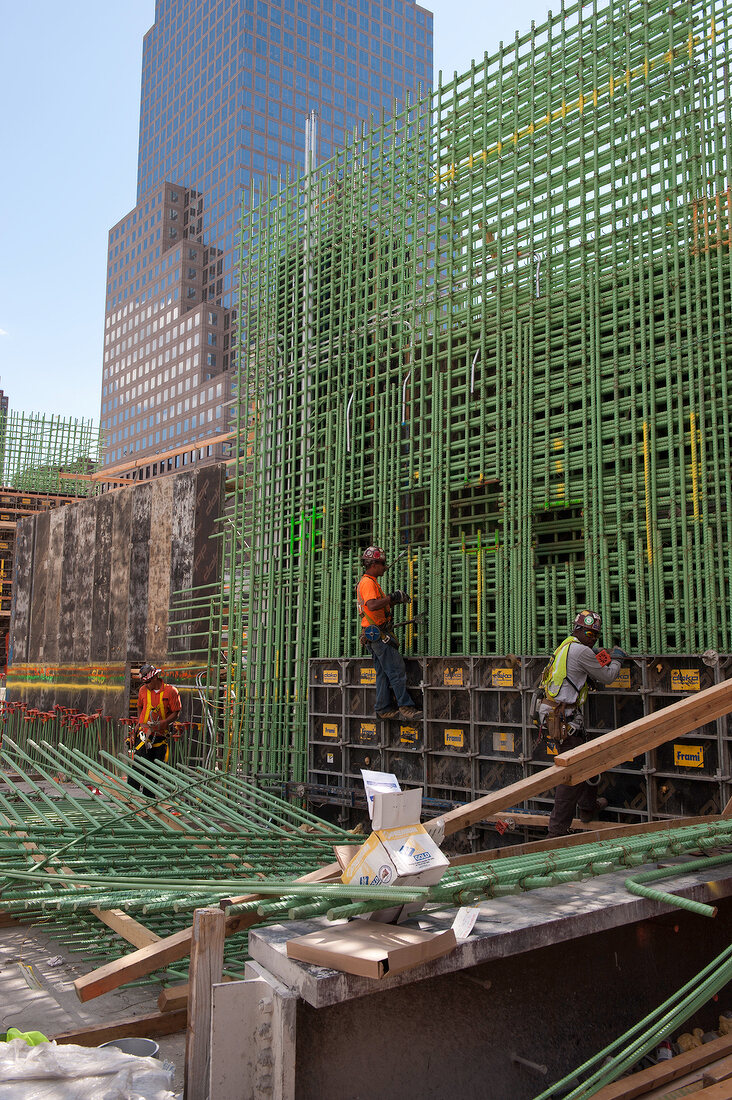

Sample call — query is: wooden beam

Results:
[554,678,732,771]
[589,1032,732,1099]
[185,907,225,1100]
[703,1053,732,1086]
[159,982,191,1013]
[75,860,342,1002]
[441,677,732,836]
[91,907,161,949]
[52,1008,186,1047]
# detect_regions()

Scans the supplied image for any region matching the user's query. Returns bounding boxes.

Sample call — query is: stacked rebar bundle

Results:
[210,0,732,777]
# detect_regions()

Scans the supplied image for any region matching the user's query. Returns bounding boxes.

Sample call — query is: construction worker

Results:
[357,546,422,722]
[539,610,626,837]
[127,664,182,796]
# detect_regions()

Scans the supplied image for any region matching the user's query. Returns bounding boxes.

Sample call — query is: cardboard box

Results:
[341,822,448,888]
[286,920,457,979]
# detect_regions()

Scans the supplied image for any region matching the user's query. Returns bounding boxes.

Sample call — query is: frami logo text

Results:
[673,744,704,768]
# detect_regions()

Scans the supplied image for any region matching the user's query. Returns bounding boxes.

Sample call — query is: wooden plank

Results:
[159,982,190,1013]
[554,679,732,770]
[185,907,225,1100]
[75,861,343,1002]
[90,907,161,949]
[442,766,567,836]
[683,1080,732,1099]
[704,1054,732,1086]
[52,1008,187,1046]
[589,1033,732,1100]
[441,678,732,836]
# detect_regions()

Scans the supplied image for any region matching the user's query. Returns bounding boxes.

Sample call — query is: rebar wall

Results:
[0,410,102,497]
[224,0,732,777]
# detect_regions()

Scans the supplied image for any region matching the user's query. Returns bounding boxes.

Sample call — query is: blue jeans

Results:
[366,639,415,713]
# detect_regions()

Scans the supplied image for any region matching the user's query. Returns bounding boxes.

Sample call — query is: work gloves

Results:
[388,590,411,605]
[611,646,628,659]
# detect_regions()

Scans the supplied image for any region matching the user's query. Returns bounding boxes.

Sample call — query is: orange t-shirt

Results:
[357,574,388,628]
[137,683,182,727]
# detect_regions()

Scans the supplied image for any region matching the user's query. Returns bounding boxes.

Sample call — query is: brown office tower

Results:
[99,0,433,478]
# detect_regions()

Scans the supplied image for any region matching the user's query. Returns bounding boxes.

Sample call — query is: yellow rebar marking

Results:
[434,37,706,184]
[690,411,700,523]
[643,420,653,565]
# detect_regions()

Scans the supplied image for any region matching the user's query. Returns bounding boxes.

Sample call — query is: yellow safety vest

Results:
[541,636,589,706]
[136,688,168,750]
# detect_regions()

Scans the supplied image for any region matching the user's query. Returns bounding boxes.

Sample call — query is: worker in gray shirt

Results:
[539,609,626,837]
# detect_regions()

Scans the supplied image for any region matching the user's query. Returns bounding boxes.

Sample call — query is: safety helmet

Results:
[573,610,601,634]
[139,663,162,684]
[362,546,386,566]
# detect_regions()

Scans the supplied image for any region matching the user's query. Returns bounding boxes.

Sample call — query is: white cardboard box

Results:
[342,782,449,894]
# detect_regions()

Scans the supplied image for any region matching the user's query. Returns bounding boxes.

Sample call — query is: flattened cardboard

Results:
[286,920,457,979]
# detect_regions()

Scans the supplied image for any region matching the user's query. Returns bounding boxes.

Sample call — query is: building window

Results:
[207,333,217,346]
[207,353,216,367]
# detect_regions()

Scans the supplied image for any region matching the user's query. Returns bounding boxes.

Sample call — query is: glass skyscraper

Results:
[100,0,433,473]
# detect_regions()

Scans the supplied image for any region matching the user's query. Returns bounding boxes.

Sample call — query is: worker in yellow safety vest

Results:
[128,663,182,796]
[539,610,627,837]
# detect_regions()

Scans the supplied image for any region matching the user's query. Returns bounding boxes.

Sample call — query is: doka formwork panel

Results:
[146,476,175,665]
[89,494,114,661]
[109,489,132,663]
[28,509,49,661]
[127,482,152,663]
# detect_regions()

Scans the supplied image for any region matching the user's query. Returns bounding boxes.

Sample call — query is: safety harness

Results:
[134,687,170,760]
[540,636,588,744]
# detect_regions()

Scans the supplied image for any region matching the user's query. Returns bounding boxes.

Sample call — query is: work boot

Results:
[376,708,400,720]
[579,796,608,824]
[399,705,423,721]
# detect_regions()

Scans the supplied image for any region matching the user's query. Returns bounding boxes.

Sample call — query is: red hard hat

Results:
[573,609,601,634]
[362,546,386,565]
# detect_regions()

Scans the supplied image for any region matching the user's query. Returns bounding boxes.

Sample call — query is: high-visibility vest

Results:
[541,636,588,706]
[139,688,167,746]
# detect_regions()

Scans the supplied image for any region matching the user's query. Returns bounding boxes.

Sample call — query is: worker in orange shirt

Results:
[128,664,182,796]
[357,546,422,722]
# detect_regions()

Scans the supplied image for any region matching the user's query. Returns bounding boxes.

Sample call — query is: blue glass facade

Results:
[136,0,433,302]
[100,0,432,471]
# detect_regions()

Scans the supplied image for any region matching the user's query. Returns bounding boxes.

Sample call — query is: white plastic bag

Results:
[0,1039,176,1100]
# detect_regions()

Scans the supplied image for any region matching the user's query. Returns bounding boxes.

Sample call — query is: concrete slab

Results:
[249,860,732,1008]
[0,922,185,1096]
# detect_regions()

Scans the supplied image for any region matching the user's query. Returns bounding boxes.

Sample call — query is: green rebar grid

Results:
[201,0,732,778]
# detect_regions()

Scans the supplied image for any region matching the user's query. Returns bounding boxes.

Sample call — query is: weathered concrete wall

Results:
[7,465,225,717]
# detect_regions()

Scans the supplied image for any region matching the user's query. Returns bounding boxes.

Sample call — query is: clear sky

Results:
[0,0,543,425]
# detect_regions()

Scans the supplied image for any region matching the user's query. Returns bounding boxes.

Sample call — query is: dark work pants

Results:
[547,732,600,837]
[365,639,415,713]
[127,741,168,797]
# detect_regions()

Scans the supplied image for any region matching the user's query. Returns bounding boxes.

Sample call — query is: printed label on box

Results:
[326,752,334,764]
[444,668,464,687]
[322,723,339,739]
[359,722,377,742]
[445,728,465,749]
[491,668,514,688]
[322,669,339,684]
[671,669,700,692]
[360,667,377,685]
[400,726,419,745]
[493,730,515,753]
[674,743,704,767]
[545,740,558,756]
[613,668,631,690]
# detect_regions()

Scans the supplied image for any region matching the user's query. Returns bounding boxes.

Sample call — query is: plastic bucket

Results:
[99,1037,160,1059]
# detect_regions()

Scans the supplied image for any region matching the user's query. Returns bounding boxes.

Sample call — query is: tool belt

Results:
[542,699,573,745]
[360,625,399,649]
